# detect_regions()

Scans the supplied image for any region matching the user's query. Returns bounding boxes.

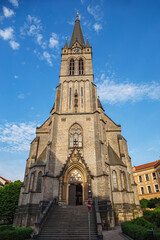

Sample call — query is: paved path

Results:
[103,226,125,240]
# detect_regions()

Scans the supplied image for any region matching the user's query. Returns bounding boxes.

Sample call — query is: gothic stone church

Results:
[14,14,142,230]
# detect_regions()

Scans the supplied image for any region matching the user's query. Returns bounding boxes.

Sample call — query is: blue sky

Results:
[0,0,160,181]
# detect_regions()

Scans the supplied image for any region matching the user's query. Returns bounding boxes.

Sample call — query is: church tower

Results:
[14,13,142,229]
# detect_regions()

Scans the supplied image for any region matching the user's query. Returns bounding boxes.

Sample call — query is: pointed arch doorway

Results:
[68,169,83,206]
[69,183,82,205]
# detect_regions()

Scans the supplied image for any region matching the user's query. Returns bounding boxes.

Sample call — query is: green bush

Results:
[140,198,160,209]
[140,198,149,208]
[131,217,155,229]
[0,227,33,240]
[121,222,150,240]
[143,209,160,228]
[0,225,14,231]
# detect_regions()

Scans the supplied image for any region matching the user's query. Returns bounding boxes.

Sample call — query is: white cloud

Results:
[8,0,19,7]
[9,40,19,50]
[87,5,101,21]
[0,27,14,40]
[21,15,47,49]
[0,122,36,152]
[43,51,53,66]
[3,6,14,18]
[17,93,25,99]
[0,27,20,50]
[97,74,160,104]
[21,15,42,38]
[93,23,102,33]
[49,33,59,48]
[14,75,19,79]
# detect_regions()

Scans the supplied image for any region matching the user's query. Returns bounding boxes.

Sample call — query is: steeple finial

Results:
[69,11,85,48]
[77,10,79,19]
[64,37,68,48]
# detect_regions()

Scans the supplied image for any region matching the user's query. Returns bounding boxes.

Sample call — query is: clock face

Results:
[73,48,80,53]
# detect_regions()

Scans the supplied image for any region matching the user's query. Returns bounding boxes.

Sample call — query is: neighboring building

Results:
[0,176,11,187]
[14,13,141,229]
[133,160,160,200]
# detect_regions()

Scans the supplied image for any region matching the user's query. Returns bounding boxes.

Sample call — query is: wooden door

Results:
[69,184,76,205]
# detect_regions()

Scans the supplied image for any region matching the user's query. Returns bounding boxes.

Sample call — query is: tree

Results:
[140,198,149,208]
[0,180,23,223]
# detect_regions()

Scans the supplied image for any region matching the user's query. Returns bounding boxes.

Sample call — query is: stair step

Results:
[35,205,98,240]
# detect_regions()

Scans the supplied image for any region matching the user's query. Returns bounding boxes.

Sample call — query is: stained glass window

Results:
[70,59,74,75]
[36,171,42,192]
[69,124,83,148]
[69,170,82,182]
[113,171,118,190]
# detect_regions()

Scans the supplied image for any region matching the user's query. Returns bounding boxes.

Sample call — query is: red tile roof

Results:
[134,160,160,171]
[0,176,11,184]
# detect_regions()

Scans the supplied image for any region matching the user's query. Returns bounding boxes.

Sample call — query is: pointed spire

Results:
[97,96,104,111]
[86,38,90,47]
[69,11,85,48]
[64,37,68,48]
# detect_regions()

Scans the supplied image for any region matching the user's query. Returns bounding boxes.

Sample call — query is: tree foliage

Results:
[140,198,160,209]
[0,181,23,223]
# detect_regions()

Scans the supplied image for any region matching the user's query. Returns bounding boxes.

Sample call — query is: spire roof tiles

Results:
[69,14,85,48]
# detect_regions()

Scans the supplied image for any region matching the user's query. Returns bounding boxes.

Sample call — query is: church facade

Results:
[14,14,142,229]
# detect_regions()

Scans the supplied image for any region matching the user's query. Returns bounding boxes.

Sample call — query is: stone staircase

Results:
[37,205,98,240]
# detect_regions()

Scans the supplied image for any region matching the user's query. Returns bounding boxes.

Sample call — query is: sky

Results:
[0,0,160,181]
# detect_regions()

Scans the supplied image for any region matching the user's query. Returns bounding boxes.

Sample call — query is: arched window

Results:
[112,170,118,190]
[79,58,84,75]
[121,171,127,190]
[70,59,74,75]
[36,171,42,192]
[69,124,83,148]
[29,172,35,191]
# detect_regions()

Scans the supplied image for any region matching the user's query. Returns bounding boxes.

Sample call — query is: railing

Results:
[94,198,103,240]
[32,199,54,238]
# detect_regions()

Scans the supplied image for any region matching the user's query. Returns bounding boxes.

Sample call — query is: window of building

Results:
[69,88,72,108]
[139,175,142,182]
[69,170,82,183]
[112,170,118,190]
[36,171,42,192]
[140,187,144,194]
[69,124,82,148]
[81,87,83,107]
[152,172,157,180]
[70,59,74,75]
[145,174,149,181]
[121,172,127,190]
[155,184,159,192]
[29,173,35,191]
[79,58,84,75]
[147,186,152,193]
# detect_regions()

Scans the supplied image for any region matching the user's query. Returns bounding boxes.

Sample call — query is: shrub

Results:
[143,209,160,228]
[131,217,155,229]
[121,222,150,240]
[0,225,14,231]
[140,198,149,208]
[0,227,33,240]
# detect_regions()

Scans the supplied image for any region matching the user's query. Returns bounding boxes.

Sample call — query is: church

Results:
[14,13,142,233]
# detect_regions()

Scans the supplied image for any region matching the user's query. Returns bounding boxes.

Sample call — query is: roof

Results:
[85,38,90,47]
[69,14,85,48]
[64,38,68,48]
[108,145,126,167]
[0,176,11,184]
[97,97,104,111]
[134,160,160,171]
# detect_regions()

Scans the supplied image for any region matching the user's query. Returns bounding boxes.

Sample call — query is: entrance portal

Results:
[69,184,82,205]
